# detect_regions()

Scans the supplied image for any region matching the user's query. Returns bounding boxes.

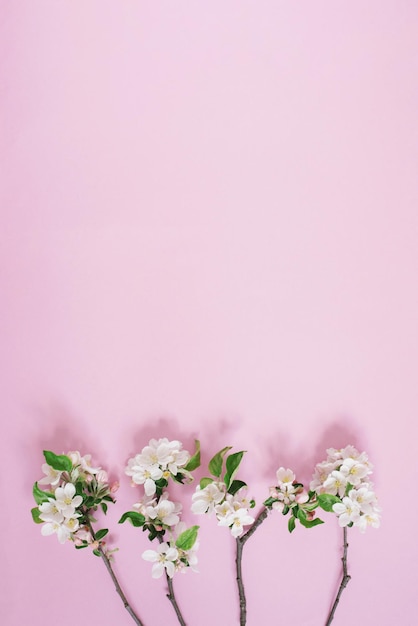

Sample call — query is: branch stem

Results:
[165,571,187,626]
[325,526,351,625]
[236,507,269,626]
[157,535,188,625]
[84,516,146,626]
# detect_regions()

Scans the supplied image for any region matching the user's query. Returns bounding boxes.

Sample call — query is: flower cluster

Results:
[125,437,193,496]
[191,447,256,538]
[120,438,201,578]
[264,467,323,532]
[142,522,199,579]
[310,445,381,532]
[32,450,116,551]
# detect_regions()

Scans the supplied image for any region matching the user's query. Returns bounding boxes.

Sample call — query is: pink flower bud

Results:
[110,481,120,494]
[295,491,309,504]
[306,511,316,521]
[96,470,108,484]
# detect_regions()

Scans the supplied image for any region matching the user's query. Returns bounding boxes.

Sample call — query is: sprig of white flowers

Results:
[32,440,380,626]
[120,438,201,626]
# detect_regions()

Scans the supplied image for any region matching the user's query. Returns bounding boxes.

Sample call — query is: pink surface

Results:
[1,2,417,624]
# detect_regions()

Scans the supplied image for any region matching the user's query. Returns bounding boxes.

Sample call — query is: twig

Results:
[165,571,187,626]
[325,526,351,625]
[236,507,269,626]
[156,535,188,626]
[84,515,146,626]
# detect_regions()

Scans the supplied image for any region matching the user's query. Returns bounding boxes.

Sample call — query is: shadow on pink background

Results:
[1,2,417,624]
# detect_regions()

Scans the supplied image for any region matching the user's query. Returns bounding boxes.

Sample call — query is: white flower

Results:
[215,500,234,520]
[142,542,179,578]
[322,471,348,498]
[332,497,361,527]
[339,458,370,486]
[191,482,225,514]
[126,461,163,496]
[54,483,83,517]
[217,508,255,538]
[39,500,64,524]
[146,494,181,527]
[276,467,295,487]
[38,464,62,486]
[41,520,71,544]
[348,487,376,514]
[353,512,381,533]
[67,451,100,474]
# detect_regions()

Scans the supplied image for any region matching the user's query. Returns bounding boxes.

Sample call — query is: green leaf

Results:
[208,446,232,478]
[282,505,289,516]
[172,473,185,484]
[101,503,108,515]
[184,440,201,472]
[249,499,256,509]
[288,516,296,533]
[84,496,95,508]
[199,477,213,489]
[224,451,246,489]
[43,450,72,473]
[263,496,277,508]
[31,507,43,524]
[92,549,101,557]
[318,494,341,512]
[118,511,146,527]
[33,482,53,505]
[298,515,324,529]
[75,543,89,549]
[95,528,109,541]
[175,525,199,551]
[228,480,247,496]
[345,482,354,496]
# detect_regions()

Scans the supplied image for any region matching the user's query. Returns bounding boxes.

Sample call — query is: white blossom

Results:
[142,542,179,578]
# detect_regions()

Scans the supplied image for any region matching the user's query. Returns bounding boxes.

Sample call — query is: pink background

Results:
[1,2,417,624]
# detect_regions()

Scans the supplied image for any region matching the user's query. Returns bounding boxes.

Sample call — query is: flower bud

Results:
[96,470,108,484]
[110,481,120,494]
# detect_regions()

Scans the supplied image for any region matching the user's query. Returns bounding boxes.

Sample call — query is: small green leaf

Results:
[298,515,324,529]
[228,480,247,496]
[75,543,89,549]
[95,528,109,541]
[43,450,72,473]
[172,473,185,484]
[345,482,354,496]
[224,451,246,489]
[33,482,53,505]
[249,499,256,509]
[118,511,146,527]
[208,446,232,478]
[200,477,213,489]
[175,525,199,551]
[184,440,201,472]
[282,505,289,515]
[318,494,341,512]
[263,496,277,508]
[84,496,95,508]
[288,516,296,533]
[31,507,43,524]
[101,503,108,515]
[92,549,101,557]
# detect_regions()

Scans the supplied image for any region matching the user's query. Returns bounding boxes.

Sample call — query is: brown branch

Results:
[156,534,188,625]
[84,515,146,626]
[165,570,187,626]
[236,507,269,625]
[325,526,351,625]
